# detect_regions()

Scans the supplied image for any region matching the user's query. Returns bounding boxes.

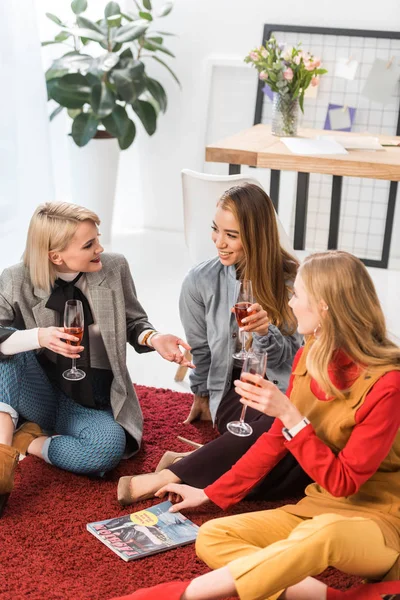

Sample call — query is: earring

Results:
[313,323,321,338]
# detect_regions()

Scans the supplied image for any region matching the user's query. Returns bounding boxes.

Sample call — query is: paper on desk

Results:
[318,135,383,150]
[281,138,348,155]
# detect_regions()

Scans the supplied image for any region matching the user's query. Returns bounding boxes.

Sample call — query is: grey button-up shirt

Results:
[179,257,302,422]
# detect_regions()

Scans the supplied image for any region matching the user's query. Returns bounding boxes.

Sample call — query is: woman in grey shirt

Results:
[118,183,311,505]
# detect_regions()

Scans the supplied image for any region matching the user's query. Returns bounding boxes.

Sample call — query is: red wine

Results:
[234,302,252,327]
[65,327,83,347]
[241,367,263,387]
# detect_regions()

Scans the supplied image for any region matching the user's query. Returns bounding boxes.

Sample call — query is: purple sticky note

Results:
[262,85,274,102]
[324,103,356,132]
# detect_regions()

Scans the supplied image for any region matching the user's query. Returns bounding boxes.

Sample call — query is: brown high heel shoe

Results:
[117,470,179,506]
[13,422,44,455]
[0,443,19,517]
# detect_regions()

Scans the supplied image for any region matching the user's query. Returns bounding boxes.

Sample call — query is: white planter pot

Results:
[68,136,120,245]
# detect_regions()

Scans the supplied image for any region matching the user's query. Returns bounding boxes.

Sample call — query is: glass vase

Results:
[271,94,299,137]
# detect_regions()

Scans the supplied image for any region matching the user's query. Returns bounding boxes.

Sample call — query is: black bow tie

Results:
[45,273,95,408]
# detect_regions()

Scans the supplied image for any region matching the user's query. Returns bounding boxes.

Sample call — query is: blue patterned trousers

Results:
[0,351,126,474]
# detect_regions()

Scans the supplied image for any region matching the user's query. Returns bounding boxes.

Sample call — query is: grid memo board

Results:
[255,26,400,262]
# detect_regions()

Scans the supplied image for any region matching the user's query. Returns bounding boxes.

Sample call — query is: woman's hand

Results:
[237,303,270,336]
[151,334,195,367]
[155,483,209,513]
[38,327,84,359]
[234,373,303,429]
[183,394,212,423]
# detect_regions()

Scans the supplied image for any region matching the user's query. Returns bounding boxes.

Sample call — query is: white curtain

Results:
[0,0,54,271]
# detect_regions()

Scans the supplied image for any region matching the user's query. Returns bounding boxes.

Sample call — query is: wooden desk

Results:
[206,125,400,268]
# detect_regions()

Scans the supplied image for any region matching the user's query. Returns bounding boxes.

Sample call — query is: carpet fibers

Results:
[0,385,361,600]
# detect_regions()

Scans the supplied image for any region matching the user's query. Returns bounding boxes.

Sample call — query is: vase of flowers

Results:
[245,36,327,136]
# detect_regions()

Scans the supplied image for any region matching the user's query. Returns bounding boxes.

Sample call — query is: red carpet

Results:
[0,385,362,600]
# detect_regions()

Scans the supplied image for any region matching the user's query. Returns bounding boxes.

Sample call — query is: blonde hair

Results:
[300,250,400,400]
[219,183,298,334]
[23,202,100,294]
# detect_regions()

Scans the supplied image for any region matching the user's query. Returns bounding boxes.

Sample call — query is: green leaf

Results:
[146,36,163,44]
[112,62,146,103]
[139,11,153,21]
[49,106,64,121]
[153,30,177,36]
[88,52,120,77]
[91,82,115,117]
[46,68,69,82]
[157,2,173,17]
[45,13,65,26]
[113,22,149,43]
[132,99,157,135]
[143,0,152,9]
[47,73,91,109]
[150,55,180,86]
[105,2,121,18]
[67,27,106,42]
[71,113,99,146]
[55,31,72,42]
[107,14,122,28]
[49,52,93,75]
[142,40,175,57]
[146,77,167,112]
[71,0,88,15]
[67,108,82,119]
[102,104,136,149]
[76,16,105,33]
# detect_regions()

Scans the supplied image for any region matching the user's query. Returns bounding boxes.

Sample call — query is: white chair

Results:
[181,169,295,264]
[175,169,296,382]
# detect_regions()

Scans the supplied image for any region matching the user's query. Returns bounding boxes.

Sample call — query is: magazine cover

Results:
[86,500,200,561]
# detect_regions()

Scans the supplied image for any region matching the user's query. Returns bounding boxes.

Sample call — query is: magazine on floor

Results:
[86,500,200,561]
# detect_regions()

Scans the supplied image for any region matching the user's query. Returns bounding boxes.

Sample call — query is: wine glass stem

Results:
[71,358,77,372]
[241,329,246,353]
[239,404,247,424]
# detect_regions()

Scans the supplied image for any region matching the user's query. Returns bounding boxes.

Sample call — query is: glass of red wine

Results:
[227,350,268,437]
[232,279,254,360]
[62,299,86,381]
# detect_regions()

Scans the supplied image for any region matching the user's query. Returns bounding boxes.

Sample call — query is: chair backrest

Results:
[181,169,295,264]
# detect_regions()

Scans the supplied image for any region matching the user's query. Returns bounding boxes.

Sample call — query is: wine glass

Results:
[232,279,254,360]
[227,350,267,437]
[62,299,86,381]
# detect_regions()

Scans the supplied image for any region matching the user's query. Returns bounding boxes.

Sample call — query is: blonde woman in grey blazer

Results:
[0,202,192,517]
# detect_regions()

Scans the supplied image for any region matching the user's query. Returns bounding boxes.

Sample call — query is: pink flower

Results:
[293,55,301,65]
[311,76,319,87]
[305,57,321,71]
[283,67,294,81]
[259,71,269,81]
[261,47,268,58]
[249,51,259,61]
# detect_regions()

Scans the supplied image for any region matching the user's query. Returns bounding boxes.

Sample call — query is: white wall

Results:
[34,0,400,263]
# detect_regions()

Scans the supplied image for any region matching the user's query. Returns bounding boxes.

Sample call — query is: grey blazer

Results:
[179,257,302,421]
[0,253,154,455]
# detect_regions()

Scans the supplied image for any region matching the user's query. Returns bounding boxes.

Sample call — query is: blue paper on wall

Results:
[324,103,356,132]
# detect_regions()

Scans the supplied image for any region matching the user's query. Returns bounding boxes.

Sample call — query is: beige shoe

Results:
[117,471,178,506]
[13,422,44,455]
[0,443,19,517]
[155,450,193,473]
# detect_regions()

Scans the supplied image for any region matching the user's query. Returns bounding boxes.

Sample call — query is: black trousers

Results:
[169,367,311,501]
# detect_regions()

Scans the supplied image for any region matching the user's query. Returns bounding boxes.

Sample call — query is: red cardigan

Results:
[205,348,400,510]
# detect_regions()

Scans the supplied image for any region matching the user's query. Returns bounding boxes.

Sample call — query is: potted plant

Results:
[245,35,327,136]
[42,0,179,240]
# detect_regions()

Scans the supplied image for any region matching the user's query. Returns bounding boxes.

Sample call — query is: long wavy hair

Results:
[218,183,298,334]
[300,250,400,399]
[23,202,100,294]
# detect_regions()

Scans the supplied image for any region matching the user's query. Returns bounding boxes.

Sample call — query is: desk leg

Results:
[328,175,343,249]
[294,173,310,250]
[270,170,280,212]
[229,164,241,175]
[381,181,397,268]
